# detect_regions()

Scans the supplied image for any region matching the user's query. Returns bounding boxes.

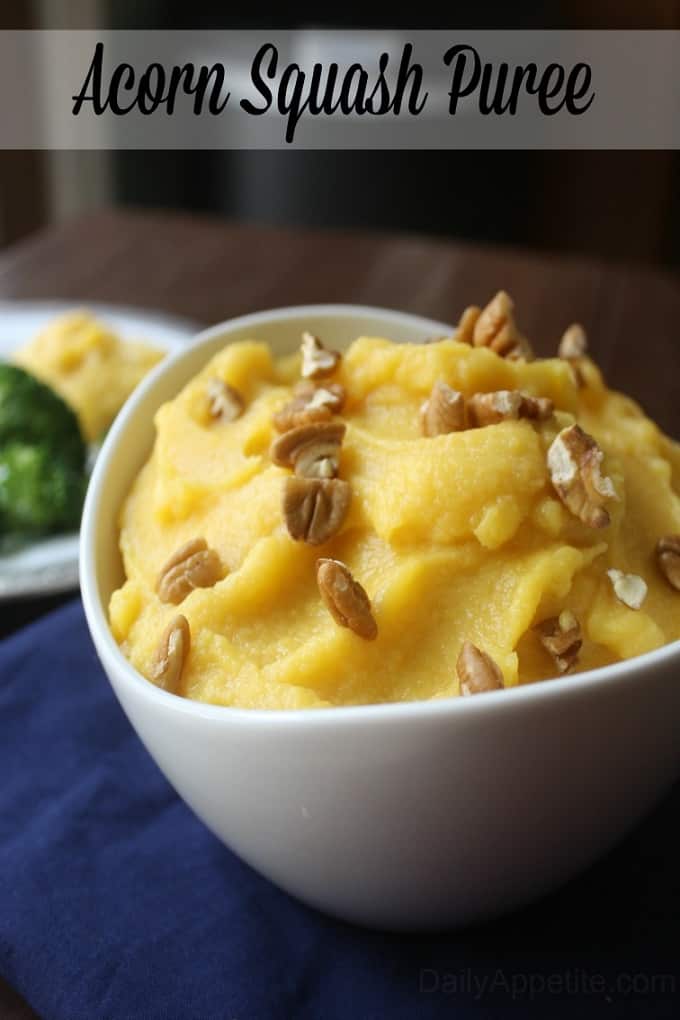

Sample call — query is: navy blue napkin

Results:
[1,600,678,1020]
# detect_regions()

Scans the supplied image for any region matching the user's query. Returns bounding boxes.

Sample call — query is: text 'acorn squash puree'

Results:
[109,293,680,709]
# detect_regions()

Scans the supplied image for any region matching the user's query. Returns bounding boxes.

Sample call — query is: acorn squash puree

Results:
[13,311,163,441]
[109,336,680,709]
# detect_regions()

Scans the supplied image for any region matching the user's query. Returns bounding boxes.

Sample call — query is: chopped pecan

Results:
[300,331,341,380]
[316,558,377,640]
[558,324,588,387]
[519,394,555,421]
[455,305,481,345]
[157,538,222,604]
[420,381,466,436]
[150,615,190,693]
[607,569,648,610]
[535,610,582,673]
[468,389,523,426]
[457,641,504,695]
[270,422,345,479]
[207,378,243,422]
[547,424,616,529]
[282,477,351,545]
[273,381,345,433]
[656,535,680,591]
[468,390,553,427]
[472,291,533,360]
[558,323,588,361]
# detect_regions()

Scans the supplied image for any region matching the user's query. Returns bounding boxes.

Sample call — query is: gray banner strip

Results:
[1,30,679,149]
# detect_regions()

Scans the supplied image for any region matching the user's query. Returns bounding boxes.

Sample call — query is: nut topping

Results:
[207,378,243,422]
[273,381,345,433]
[558,323,588,361]
[519,394,555,421]
[316,558,377,640]
[282,477,350,545]
[150,615,190,693]
[270,422,346,480]
[607,569,648,610]
[468,390,553,427]
[547,424,616,529]
[535,610,582,673]
[468,389,523,426]
[455,305,481,345]
[456,641,504,695]
[420,381,466,436]
[472,291,533,360]
[558,324,588,386]
[157,538,222,604]
[656,535,680,591]
[300,331,341,380]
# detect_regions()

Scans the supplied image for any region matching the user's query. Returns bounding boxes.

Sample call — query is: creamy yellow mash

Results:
[13,311,163,441]
[109,296,680,709]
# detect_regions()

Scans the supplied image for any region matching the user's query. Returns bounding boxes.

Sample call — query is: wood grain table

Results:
[1,209,678,1019]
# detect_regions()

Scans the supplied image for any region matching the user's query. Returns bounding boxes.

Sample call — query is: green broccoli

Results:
[0,441,86,536]
[0,362,86,472]
[0,363,88,540]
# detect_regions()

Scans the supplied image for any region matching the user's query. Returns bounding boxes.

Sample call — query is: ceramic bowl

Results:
[81,304,680,930]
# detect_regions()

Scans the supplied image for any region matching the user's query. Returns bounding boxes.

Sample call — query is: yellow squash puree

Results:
[109,321,680,709]
[13,311,163,441]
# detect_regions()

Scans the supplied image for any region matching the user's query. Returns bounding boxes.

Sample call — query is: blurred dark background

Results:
[1,1,680,267]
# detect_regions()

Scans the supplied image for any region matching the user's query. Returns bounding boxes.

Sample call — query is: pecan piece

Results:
[558,324,588,387]
[270,421,345,479]
[157,538,222,604]
[519,394,554,421]
[656,535,680,591]
[316,558,377,640]
[607,569,648,610]
[468,390,553,427]
[273,381,345,433]
[206,378,243,422]
[455,305,481,345]
[457,641,504,695]
[547,424,616,529]
[558,323,588,361]
[535,610,582,673]
[468,389,523,426]
[150,615,190,693]
[472,291,533,360]
[420,381,466,436]
[300,331,341,380]
[282,477,350,545]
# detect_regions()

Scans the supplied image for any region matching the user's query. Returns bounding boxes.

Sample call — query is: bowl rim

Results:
[80,302,680,729]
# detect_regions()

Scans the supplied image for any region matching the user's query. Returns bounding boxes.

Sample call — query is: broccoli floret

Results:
[0,441,86,536]
[0,362,86,472]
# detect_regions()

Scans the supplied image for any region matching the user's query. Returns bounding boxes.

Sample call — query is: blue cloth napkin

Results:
[1,600,678,1020]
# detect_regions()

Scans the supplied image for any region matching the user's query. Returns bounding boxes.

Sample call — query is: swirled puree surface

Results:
[109,293,680,708]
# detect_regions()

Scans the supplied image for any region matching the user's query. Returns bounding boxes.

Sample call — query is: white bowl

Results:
[81,304,680,931]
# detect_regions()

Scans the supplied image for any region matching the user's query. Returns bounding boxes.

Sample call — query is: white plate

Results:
[0,301,197,601]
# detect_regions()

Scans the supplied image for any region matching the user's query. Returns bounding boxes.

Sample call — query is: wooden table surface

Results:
[1,209,678,1019]
[2,209,679,434]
